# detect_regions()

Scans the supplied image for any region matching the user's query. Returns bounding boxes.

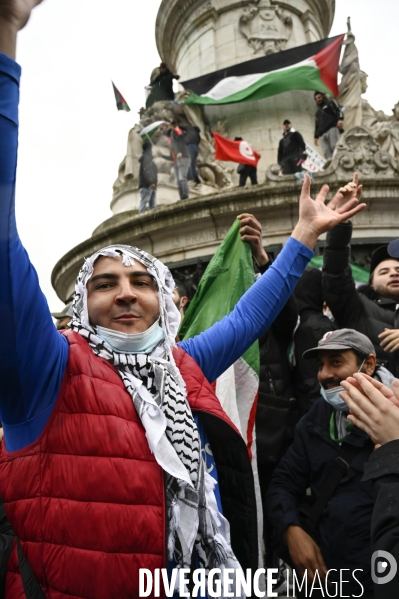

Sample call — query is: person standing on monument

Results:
[235,136,259,187]
[146,61,180,107]
[181,123,202,188]
[0,0,366,595]
[314,91,344,159]
[138,141,157,213]
[159,121,191,200]
[277,119,307,175]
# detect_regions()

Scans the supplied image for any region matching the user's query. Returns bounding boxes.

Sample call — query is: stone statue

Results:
[332,126,398,178]
[113,125,143,191]
[337,18,363,131]
[239,0,293,55]
[336,19,399,168]
[359,76,399,166]
[370,102,399,165]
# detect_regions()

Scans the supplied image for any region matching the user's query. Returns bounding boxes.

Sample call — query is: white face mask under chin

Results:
[320,358,367,411]
[96,320,165,354]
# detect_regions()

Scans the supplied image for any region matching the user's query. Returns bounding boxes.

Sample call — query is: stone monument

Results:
[52,0,399,303]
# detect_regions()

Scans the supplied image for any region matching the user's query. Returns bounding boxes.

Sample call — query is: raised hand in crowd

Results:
[291,173,366,250]
[379,328,399,353]
[0,0,43,58]
[237,213,269,266]
[340,373,399,446]
[285,525,328,582]
[327,172,362,217]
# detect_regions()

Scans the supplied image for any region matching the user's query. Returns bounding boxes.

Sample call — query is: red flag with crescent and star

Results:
[213,132,261,166]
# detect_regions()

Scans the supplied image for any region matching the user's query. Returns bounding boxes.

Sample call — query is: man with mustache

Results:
[265,328,396,598]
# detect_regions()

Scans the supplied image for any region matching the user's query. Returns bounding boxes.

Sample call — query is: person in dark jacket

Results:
[278,120,306,175]
[323,220,399,377]
[146,62,180,107]
[314,91,344,159]
[341,373,399,599]
[294,267,337,415]
[138,141,158,213]
[235,137,258,187]
[265,328,393,599]
[159,122,191,200]
[181,124,201,187]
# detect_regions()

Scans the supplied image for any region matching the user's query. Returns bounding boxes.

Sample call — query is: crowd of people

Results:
[140,67,346,212]
[1,1,399,599]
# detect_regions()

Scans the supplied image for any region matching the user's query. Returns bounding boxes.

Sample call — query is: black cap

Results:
[369,245,398,282]
[388,238,399,258]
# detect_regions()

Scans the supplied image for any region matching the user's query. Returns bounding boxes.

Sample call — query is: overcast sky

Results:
[14,0,399,312]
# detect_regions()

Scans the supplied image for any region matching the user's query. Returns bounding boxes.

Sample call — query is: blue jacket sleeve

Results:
[0,54,68,451]
[178,237,312,382]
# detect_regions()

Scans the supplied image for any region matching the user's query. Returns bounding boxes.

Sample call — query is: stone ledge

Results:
[52,177,399,301]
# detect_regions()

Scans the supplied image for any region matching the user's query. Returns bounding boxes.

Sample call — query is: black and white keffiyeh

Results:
[69,244,244,595]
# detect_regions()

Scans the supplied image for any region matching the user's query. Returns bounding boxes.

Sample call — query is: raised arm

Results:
[0,0,69,452]
[180,175,366,382]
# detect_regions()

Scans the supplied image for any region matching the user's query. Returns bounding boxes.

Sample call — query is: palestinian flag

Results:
[139,120,168,142]
[182,34,344,106]
[179,219,263,565]
[112,81,131,112]
[213,132,261,166]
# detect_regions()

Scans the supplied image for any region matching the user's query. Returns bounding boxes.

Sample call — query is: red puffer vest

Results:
[0,331,258,598]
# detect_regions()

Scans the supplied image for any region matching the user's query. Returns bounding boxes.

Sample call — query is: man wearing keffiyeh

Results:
[0,1,366,597]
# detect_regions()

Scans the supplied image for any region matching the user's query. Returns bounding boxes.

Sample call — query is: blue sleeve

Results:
[0,54,68,452]
[178,237,312,382]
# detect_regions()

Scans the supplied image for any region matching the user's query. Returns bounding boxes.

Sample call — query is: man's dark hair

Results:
[234,136,243,141]
[283,119,291,125]
[175,281,187,298]
[353,350,369,368]
[314,90,326,98]
[160,62,167,69]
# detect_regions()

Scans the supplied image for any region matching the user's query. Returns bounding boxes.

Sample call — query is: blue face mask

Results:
[320,386,347,411]
[320,358,366,411]
[97,320,165,354]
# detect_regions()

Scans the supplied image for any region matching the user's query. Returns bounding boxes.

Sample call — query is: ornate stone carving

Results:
[335,21,399,168]
[331,126,399,178]
[239,0,293,55]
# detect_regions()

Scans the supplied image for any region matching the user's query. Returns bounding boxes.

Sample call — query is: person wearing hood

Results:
[0,1,366,596]
[278,119,306,175]
[322,175,399,377]
[266,328,395,598]
[294,267,337,415]
[138,141,158,213]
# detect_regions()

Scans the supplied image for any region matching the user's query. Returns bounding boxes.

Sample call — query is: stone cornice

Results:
[52,177,399,301]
